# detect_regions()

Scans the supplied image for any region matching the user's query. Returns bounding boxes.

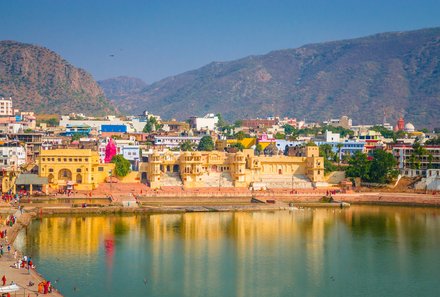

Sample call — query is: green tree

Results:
[274,132,285,139]
[336,143,343,164]
[229,142,245,152]
[180,141,194,151]
[321,125,354,138]
[234,120,243,128]
[216,113,227,129]
[234,131,250,140]
[426,137,440,145]
[319,144,336,174]
[255,143,263,155]
[143,116,159,133]
[370,125,395,139]
[71,133,87,141]
[410,141,429,169]
[283,124,295,135]
[369,150,398,183]
[111,155,131,177]
[346,152,371,181]
[24,128,34,133]
[197,136,214,151]
[319,144,334,160]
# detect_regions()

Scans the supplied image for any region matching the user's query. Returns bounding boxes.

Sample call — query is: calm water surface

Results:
[16,206,440,297]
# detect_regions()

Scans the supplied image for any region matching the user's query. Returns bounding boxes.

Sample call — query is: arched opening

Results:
[141,172,148,183]
[58,169,72,182]
[76,173,83,184]
[211,165,218,172]
[173,165,179,172]
[47,174,54,183]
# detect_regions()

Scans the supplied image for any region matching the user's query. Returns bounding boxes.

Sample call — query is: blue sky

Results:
[1,0,439,83]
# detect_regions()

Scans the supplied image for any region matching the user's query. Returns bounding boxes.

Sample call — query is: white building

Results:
[0,98,14,116]
[325,130,341,142]
[121,145,140,170]
[189,114,218,131]
[154,136,202,149]
[0,144,26,171]
[59,115,148,133]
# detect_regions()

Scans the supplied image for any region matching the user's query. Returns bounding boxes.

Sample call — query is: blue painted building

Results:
[316,141,365,156]
[101,124,127,133]
[60,124,92,137]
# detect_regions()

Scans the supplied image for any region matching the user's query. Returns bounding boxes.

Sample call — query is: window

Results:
[98,167,104,172]
[49,168,54,173]
[69,158,72,162]
[63,158,67,162]
[77,168,81,173]
[42,158,46,161]
[58,158,61,162]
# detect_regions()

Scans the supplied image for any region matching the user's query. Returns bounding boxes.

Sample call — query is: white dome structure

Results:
[404,123,415,133]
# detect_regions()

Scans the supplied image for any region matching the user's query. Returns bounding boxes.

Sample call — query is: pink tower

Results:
[104,138,117,163]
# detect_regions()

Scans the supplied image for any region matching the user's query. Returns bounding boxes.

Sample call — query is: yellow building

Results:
[141,146,324,189]
[216,138,257,151]
[37,149,114,191]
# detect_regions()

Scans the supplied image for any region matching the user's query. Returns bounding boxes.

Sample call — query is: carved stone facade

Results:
[141,147,324,189]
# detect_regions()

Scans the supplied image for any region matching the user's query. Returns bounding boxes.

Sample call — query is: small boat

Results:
[0,284,20,293]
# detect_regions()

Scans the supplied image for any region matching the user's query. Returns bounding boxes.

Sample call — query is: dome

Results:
[404,123,415,132]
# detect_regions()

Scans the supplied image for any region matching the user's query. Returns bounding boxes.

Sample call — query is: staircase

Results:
[260,174,313,189]
[200,172,234,187]
[161,172,183,186]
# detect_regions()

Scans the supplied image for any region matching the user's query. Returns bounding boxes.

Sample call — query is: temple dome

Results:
[404,123,415,132]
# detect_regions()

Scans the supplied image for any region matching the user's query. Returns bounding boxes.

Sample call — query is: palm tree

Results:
[336,143,343,165]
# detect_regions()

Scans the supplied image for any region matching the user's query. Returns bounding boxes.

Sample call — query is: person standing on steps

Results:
[2,274,6,286]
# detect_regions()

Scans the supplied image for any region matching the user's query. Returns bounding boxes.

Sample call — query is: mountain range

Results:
[0,40,116,115]
[100,27,440,128]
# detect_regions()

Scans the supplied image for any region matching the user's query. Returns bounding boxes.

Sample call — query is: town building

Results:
[154,136,202,149]
[324,130,341,142]
[0,142,26,171]
[37,149,114,191]
[215,138,257,151]
[161,121,190,133]
[0,98,14,116]
[189,114,219,131]
[392,144,440,177]
[242,118,278,129]
[324,116,352,129]
[140,146,325,189]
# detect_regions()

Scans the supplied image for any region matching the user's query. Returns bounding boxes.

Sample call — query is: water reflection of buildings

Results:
[145,211,332,297]
[32,216,141,258]
[27,208,440,297]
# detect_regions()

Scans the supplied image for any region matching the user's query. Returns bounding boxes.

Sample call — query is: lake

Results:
[16,205,440,297]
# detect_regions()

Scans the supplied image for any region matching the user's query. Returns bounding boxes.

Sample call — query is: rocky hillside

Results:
[0,40,116,115]
[108,27,440,128]
[98,76,147,111]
